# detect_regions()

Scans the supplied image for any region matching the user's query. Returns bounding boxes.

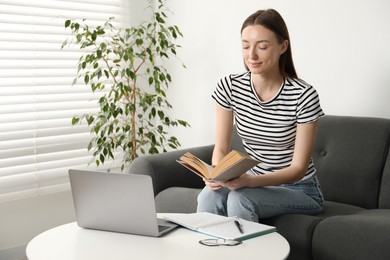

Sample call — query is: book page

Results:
[214,150,242,173]
[163,212,276,241]
[177,150,259,182]
[198,217,275,240]
[163,212,228,230]
[179,153,212,178]
[212,150,259,178]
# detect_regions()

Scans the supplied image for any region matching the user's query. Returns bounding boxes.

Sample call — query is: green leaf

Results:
[109,150,114,159]
[61,40,67,49]
[160,52,168,59]
[135,38,143,45]
[158,110,164,119]
[65,20,71,28]
[151,107,156,118]
[86,115,94,125]
[84,74,90,84]
[155,13,165,24]
[100,42,107,51]
[126,68,136,79]
[88,141,93,151]
[72,78,78,85]
[178,120,190,127]
[174,25,183,37]
[71,117,80,125]
[149,147,159,154]
[159,73,166,81]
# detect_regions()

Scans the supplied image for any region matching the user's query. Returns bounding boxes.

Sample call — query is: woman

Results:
[197,9,324,222]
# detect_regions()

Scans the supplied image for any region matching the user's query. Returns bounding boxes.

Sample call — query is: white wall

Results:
[0,191,75,251]
[164,0,390,149]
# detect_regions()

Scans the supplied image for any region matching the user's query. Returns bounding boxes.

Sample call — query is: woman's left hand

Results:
[220,174,254,190]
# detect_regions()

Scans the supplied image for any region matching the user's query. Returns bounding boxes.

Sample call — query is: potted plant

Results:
[62,0,189,171]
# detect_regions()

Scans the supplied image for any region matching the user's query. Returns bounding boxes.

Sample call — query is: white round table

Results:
[27,221,289,260]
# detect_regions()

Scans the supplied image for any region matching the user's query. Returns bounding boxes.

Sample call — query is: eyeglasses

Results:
[199,238,242,247]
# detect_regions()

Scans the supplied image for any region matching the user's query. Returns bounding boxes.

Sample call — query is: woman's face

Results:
[241,24,287,76]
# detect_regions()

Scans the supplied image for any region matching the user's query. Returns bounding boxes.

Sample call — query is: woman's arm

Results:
[212,104,234,166]
[221,120,319,190]
[204,104,234,190]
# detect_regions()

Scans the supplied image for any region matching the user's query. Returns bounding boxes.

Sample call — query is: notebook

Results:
[163,212,276,241]
[68,169,177,237]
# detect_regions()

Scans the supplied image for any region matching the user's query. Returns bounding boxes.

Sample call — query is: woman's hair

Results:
[241,9,298,79]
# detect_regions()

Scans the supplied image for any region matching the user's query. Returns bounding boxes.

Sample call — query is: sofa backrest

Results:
[379,147,390,209]
[231,115,390,209]
[313,115,390,209]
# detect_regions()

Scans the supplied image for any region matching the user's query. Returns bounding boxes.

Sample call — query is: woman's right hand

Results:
[203,178,223,190]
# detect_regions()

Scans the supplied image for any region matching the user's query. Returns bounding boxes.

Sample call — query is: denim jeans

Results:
[196,175,324,222]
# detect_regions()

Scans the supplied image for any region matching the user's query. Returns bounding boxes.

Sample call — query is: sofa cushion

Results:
[262,201,363,260]
[262,214,323,260]
[313,115,390,209]
[312,209,390,260]
[318,201,365,217]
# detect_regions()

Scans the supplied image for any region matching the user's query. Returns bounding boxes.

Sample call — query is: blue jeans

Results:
[196,175,324,222]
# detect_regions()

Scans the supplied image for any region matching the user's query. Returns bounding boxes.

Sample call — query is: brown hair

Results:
[241,9,298,79]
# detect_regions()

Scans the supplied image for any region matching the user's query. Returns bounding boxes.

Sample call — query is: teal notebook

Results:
[163,212,276,241]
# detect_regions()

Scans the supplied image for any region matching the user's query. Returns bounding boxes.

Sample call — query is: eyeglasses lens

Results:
[199,239,242,246]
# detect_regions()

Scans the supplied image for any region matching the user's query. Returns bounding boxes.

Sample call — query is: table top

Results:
[27,219,289,260]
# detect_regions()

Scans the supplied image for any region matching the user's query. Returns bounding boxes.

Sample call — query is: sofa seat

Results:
[313,209,390,260]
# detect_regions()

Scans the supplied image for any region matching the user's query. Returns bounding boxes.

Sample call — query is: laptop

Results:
[68,169,178,237]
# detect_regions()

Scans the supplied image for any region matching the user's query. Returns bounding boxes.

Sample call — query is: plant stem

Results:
[131,78,137,161]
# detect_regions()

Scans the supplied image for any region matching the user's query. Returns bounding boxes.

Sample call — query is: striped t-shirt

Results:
[212,71,324,181]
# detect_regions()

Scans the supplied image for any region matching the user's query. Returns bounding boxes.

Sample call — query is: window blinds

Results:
[0,0,124,202]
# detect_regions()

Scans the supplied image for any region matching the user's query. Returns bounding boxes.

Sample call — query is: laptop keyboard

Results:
[158,225,170,232]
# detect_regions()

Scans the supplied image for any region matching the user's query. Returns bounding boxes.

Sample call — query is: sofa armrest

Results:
[127,145,213,196]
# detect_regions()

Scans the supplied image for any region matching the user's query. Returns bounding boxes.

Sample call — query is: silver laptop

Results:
[68,169,177,237]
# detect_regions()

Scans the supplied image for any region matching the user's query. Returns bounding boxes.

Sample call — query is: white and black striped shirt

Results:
[212,71,324,181]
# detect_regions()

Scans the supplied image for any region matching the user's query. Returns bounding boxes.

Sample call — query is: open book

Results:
[177,150,259,182]
[163,212,276,241]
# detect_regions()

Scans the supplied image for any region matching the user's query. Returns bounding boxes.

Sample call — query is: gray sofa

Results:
[128,115,390,260]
